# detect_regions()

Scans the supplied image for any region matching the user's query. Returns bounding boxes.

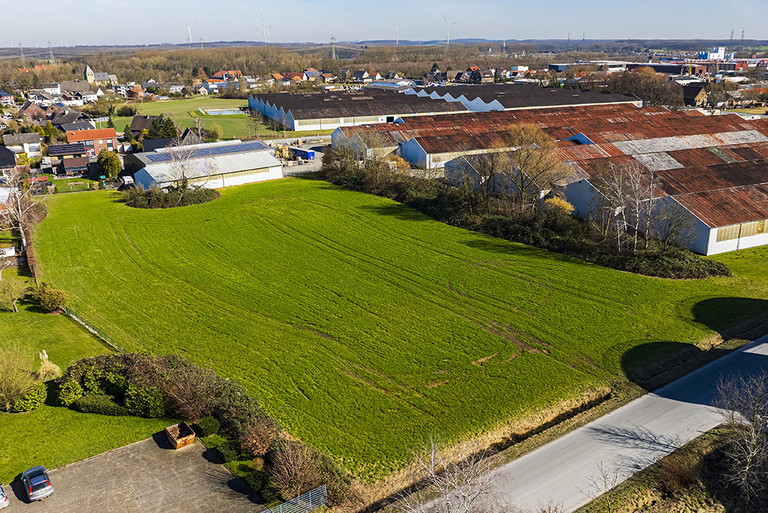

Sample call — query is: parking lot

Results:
[7,434,261,512]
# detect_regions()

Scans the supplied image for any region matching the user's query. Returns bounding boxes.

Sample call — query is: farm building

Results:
[402,84,642,112]
[131,140,283,190]
[249,89,467,131]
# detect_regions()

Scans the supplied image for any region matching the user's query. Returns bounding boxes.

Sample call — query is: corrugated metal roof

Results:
[140,150,281,184]
[633,152,684,172]
[656,160,768,196]
[675,184,768,227]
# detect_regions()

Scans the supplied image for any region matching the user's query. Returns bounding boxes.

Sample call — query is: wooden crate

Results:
[165,422,196,449]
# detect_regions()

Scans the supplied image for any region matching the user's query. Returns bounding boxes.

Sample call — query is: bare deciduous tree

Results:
[651,200,697,252]
[715,372,768,502]
[591,161,656,253]
[267,441,321,500]
[497,124,569,212]
[580,461,622,513]
[0,345,36,412]
[396,439,515,513]
[1,167,43,250]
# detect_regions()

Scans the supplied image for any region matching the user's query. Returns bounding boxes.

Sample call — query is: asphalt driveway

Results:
[8,433,261,512]
[471,334,768,512]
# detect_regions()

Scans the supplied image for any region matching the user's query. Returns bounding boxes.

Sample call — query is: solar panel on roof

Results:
[145,141,270,163]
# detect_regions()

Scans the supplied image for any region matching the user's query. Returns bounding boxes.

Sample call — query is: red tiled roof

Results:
[66,128,117,142]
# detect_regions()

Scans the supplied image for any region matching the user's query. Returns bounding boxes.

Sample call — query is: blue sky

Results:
[2,0,766,47]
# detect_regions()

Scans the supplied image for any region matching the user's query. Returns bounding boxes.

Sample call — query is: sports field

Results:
[34,179,768,477]
[121,97,332,139]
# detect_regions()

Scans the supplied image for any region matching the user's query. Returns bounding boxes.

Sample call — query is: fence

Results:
[267,485,327,513]
[65,307,129,353]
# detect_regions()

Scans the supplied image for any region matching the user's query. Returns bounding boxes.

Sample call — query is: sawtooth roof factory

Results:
[249,85,640,132]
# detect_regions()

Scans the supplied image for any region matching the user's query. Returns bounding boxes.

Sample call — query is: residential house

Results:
[3,133,42,159]
[126,85,146,99]
[129,115,160,138]
[41,83,61,95]
[0,146,16,175]
[304,68,322,81]
[352,70,371,83]
[76,90,98,103]
[138,127,203,153]
[166,83,185,94]
[50,109,90,129]
[18,101,47,122]
[212,70,243,81]
[320,72,337,83]
[0,90,14,106]
[282,72,307,84]
[60,80,93,94]
[65,128,119,155]
[61,121,96,132]
[683,84,708,107]
[481,70,495,84]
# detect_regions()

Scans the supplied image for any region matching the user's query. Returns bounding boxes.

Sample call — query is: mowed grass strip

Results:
[34,179,768,477]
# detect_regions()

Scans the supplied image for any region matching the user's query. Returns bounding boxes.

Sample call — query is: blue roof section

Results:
[144,141,270,163]
[0,90,12,97]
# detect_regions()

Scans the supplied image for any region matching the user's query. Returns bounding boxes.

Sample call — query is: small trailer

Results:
[289,147,316,160]
[165,422,196,449]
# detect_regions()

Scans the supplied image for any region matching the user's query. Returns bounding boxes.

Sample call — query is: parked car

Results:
[21,467,54,501]
[0,483,8,508]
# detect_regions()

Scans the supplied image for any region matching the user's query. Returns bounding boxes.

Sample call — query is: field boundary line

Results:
[65,307,128,353]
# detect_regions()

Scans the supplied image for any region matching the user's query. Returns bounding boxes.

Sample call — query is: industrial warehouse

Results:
[249,84,640,131]
[402,83,641,112]
[333,103,768,255]
[130,140,283,189]
[248,88,467,131]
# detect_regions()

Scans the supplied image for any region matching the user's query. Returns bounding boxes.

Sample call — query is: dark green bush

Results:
[71,394,129,416]
[123,184,220,209]
[216,440,242,463]
[81,366,103,395]
[242,470,269,493]
[11,383,47,413]
[194,415,220,437]
[57,379,83,406]
[124,384,165,418]
[30,281,68,312]
[102,371,127,398]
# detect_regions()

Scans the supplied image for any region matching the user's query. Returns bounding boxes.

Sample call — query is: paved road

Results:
[8,435,261,512]
[477,335,768,512]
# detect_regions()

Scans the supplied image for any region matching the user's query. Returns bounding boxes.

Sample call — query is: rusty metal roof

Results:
[675,184,768,227]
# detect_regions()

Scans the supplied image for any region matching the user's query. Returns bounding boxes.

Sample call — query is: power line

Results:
[330,35,336,60]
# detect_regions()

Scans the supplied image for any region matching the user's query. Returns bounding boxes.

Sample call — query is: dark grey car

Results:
[21,467,54,501]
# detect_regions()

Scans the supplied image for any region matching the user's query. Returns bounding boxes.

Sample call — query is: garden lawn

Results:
[0,270,167,483]
[34,179,768,478]
[0,406,172,483]
[0,268,109,368]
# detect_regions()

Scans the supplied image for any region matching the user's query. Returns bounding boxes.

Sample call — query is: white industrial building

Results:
[132,140,283,190]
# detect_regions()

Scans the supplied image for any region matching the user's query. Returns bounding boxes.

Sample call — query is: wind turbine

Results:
[442,15,457,49]
[394,19,405,46]
[261,14,270,43]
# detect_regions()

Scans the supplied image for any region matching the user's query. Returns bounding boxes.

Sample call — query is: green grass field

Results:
[122,97,333,139]
[34,179,768,478]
